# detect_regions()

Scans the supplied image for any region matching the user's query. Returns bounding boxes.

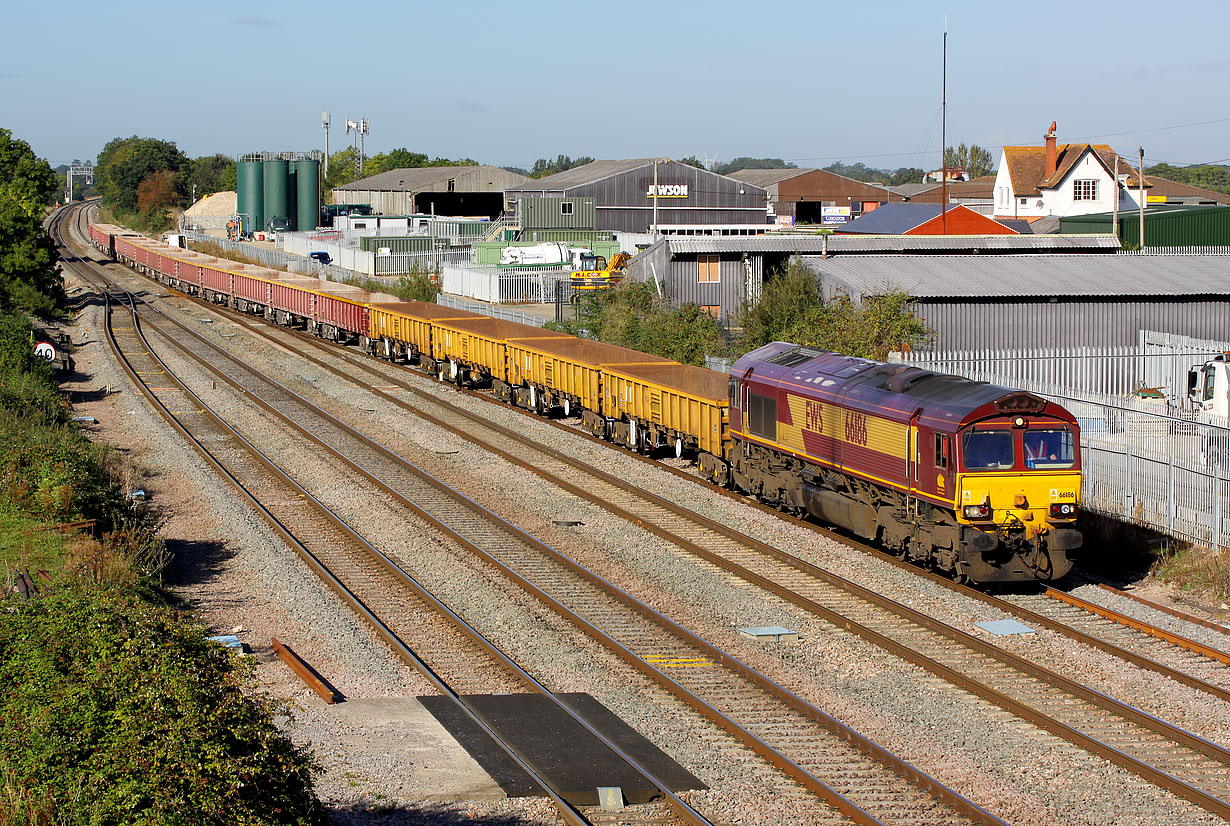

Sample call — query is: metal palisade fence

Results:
[441,265,572,304]
[894,334,1230,551]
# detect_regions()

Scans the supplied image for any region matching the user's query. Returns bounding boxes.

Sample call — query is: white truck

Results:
[1187,353,1230,466]
[499,242,591,268]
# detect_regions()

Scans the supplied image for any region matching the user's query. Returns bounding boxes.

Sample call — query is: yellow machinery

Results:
[570,251,630,297]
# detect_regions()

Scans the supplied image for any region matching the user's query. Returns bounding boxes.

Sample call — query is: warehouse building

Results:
[1060,204,1230,248]
[331,165,529,219]
[800,252,1230,349]
[725,168,900,226]
[624,234,1118,324]
[506,159,769,234]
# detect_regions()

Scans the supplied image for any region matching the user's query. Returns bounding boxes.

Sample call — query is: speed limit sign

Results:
[34,342,56,362]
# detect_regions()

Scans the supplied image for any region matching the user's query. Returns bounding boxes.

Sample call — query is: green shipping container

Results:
[527,229,616,244]
[359,236,450,254]
[520,196,597,230]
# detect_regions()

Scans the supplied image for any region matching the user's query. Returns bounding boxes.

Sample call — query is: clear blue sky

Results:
[6,0,1228,171]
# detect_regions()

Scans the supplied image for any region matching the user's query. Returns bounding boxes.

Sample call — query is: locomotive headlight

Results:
[1049,503,1078,518]
[963,504,991,519]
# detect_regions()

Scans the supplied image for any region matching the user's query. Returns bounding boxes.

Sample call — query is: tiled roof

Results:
[1003,144,1144,196]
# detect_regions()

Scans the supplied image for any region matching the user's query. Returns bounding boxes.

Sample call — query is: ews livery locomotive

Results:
[729,343,1082,583]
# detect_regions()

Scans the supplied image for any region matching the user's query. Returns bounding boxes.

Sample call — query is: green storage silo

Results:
[296,159,321,232]
[286,163,298,231]
[262,159,289,231]
[237,160,264,236]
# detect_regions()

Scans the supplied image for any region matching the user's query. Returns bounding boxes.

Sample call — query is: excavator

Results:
[569,251,630,299]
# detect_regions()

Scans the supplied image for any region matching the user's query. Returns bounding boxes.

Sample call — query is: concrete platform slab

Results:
[420,693,705,806]
[304,695,506,801]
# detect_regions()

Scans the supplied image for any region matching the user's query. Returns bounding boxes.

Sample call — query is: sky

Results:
[5,0,1229,172]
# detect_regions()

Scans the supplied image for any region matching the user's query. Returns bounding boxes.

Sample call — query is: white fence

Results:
[436,294,548,327]
[441,264,572,304]
[181,230,351,280]
[895,339,1230,550]
[280,231,471,276]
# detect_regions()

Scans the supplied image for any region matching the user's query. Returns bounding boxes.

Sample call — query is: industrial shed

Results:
[1060,204,1230,248]
[506,159,769,233]
[623,234,1119,324]
[725,168,899,225]
[331,165,529,218]
[800,252,1230,349]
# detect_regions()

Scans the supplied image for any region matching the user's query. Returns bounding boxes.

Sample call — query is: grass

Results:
[0,502,70,575]
[188,240,289,272]
[1151,544,1230,599]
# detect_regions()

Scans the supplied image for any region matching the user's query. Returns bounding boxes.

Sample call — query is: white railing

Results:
[441,264,571,304]
[1118,246,1230,255]
[894,343,1230,549]
[436,294,548,327]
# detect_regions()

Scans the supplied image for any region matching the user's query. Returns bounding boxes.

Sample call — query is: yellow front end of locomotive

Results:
[957,470,1081,541]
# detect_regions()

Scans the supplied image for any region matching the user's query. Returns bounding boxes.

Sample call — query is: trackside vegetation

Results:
[0,127,321,825]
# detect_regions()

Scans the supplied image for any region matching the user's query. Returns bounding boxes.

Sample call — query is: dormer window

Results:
[1074,179,1099,200]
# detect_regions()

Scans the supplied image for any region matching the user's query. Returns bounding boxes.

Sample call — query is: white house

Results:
[993,123,1148,220]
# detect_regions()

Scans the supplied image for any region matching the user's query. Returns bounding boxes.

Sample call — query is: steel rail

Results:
[90,255,997,826]
[58,211,666,826]
[1097,582,1230,636]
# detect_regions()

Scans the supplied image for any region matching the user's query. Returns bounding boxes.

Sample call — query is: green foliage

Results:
[530,155,594,179]
[739,260,930,360]
[549,283,727,365]
[0,130,61,317]
[340,270,440,302]
[677,155,705,169]
[96,136,190,214]
[944,143,994,178]
[1146,162,1230,195]
[187,154,237,198]
[0,589,321,825]
[0,129,58,217]
[712,157,796,176]
[824,161,925,186]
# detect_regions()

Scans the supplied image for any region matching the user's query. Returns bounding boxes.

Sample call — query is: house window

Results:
[1073,179,1099,200]
[561,201,574,216]
[934,433,951,470]
[700,305,720,318]
[698,254,720,283]
[1019,198,1027,206]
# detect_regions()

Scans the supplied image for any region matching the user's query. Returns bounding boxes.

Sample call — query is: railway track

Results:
[84,245,1230,820]
[59,205,1000,826]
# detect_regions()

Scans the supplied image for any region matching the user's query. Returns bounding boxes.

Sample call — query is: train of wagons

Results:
[88,221,1083,585]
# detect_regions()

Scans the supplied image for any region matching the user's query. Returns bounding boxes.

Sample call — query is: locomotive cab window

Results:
[1024,428,1076,469]
[934,434,951,470]
[746,392,777,439]
[962,429,1014,470]
[729,378,740,408]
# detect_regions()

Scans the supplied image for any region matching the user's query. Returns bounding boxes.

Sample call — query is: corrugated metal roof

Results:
[839,203,945,234]
[335,165,527,191]
[888,183,942,197]
[662,234,1120,254]
[802,253,1230,298]
[726,168,815,186]
[505,159,662,192]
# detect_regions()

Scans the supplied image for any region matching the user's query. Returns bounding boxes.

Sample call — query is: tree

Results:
[530,155,594,178]
[678,155,705,170]
[95,136,189,213]
[0,129,60,315]
[712,157,796,176]
[1146,162,1230,195]
[737,259,930,359]
[323,146,360,191]
[187,154,236,199]
[943,143,994,178]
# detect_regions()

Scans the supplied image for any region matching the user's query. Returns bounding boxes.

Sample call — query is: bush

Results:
[0,589,320,825]
[549,282,728,365]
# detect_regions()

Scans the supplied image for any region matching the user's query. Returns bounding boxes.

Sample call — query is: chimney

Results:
[1044,121,1058,180]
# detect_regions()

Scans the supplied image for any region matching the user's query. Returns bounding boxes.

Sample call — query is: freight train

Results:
[87,222,1083,584]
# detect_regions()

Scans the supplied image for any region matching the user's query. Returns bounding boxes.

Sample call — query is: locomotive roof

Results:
[734,342,1026,425]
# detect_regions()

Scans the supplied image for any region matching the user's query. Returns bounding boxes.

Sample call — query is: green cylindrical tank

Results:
[237,160,264,236]
[262,159,289,231]
[286,164,298,231]
[295,159,321,232]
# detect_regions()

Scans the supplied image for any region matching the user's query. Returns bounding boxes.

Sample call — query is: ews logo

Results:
[804,401,824,433]
[844,412,869,446]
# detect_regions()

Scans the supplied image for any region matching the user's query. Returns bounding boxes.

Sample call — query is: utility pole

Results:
[940,19,948,234]
[652,159,661,239]
[322,112,330,177]
[1112,156,1119,240]
[1138,146,1146,249]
